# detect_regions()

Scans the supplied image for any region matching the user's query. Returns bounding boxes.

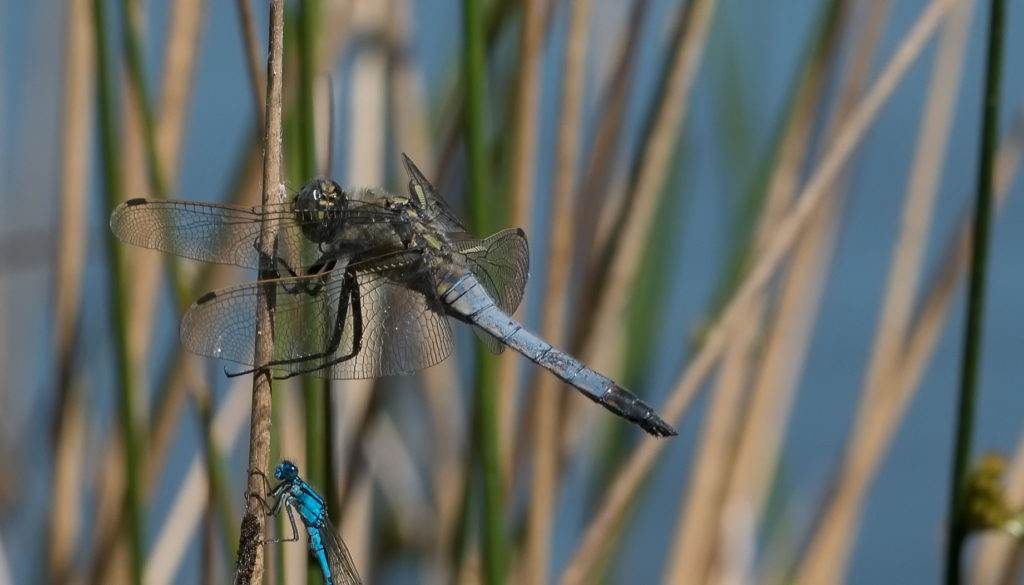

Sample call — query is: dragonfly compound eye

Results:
[275,460,299,480]
[294,179,346,243]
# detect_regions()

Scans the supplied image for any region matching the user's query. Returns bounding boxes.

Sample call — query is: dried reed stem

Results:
[584,0,716,375]
[572,0,647,274]
[508,0,544,234]
[666,305,758,583]
[794,0,974,582]
[525,0,589,582]
[386,0,466,572]
[49,0,93,580]
[125,0,206,462]
[667,4,850,581]
[496,0,545,494]
[709,4,851,580]
[558,1,953,581]
[236,0,265,124]
[333,0,393,572]
[546,0,646,456]
[131,2,208,580]
[156,0,205,178]
[147,376,252,585]
[235,2,284,583]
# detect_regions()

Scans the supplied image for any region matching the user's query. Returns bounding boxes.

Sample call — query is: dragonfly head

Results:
[293,179,346,243]
[274,460,300,482]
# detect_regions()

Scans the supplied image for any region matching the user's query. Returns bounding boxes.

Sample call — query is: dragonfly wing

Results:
[110,199,290,268]
[451,229,529,355]
[110,197,394,272]
[400,153,468,233]
[452,228,529,315]
[315,517,362,585]
[180,265,453,378]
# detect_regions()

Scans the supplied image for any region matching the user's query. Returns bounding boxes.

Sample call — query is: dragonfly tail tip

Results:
[644,416,678,437]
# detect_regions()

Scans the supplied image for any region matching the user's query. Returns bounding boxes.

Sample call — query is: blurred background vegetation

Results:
[1,0,1023,583]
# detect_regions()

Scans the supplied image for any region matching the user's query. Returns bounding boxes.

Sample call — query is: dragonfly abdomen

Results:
[439,273,676,437]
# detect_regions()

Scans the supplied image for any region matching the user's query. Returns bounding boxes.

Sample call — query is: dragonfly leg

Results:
[245,470,275,514]
[245,467,288,515]
[246,491,273,515]
[278,256,337,297]
[261,498,302,545]
[273,268,364,378]
[257,236,337,296]
[226,268,363,379]
[254,233,281,281]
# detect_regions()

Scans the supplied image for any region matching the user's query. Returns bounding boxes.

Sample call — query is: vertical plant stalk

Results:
[525,0,590,583]
[507,0,542,232]
[496,0,544,487]
[87,100,268,585]
[92,0,145,581]
[235,2,284,584]
[296,2,331,542]
[144,375,251,585]
[236,0,266,125]
[386,1,470,568]
[463,0,504,582]
[155,0,205,179]
[116,3,204,506]
[50,0,93,580]
[336,4,391,573]
[945,0,1005,582]
[969,106,1024,585]
[127,0,207,494]
[120,0,169,199]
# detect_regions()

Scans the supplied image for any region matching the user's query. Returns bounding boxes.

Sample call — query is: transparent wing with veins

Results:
[109,194,395,272]
[180,258,454,379]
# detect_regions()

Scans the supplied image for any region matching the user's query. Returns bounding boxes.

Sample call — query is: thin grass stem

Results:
[236,0,266,126]
[969,106,1024,584]
[119,0,169,199]
[462,0,505,580]
[580,0,716,395]
[49,0,93,580]
[495,0,546,493]
[295,5,331,559]
[92,0,145,581]
[792,0,973,581]
[945,0,1005,582]
[234,1,284,583]
[524,0,590,583]
[559,1,954,581]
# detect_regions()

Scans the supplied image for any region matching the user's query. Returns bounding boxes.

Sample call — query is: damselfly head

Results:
[275,460,299,481]
[293,179,346,243]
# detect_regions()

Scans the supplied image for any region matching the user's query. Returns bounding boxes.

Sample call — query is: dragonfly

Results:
[266,460,362,585]
[109,154,675,436]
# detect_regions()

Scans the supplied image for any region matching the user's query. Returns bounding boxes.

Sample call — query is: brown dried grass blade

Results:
[793,1,975,582]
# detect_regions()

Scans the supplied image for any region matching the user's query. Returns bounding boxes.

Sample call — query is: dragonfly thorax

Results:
[293,179,347,244]
[378,194,453,254]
